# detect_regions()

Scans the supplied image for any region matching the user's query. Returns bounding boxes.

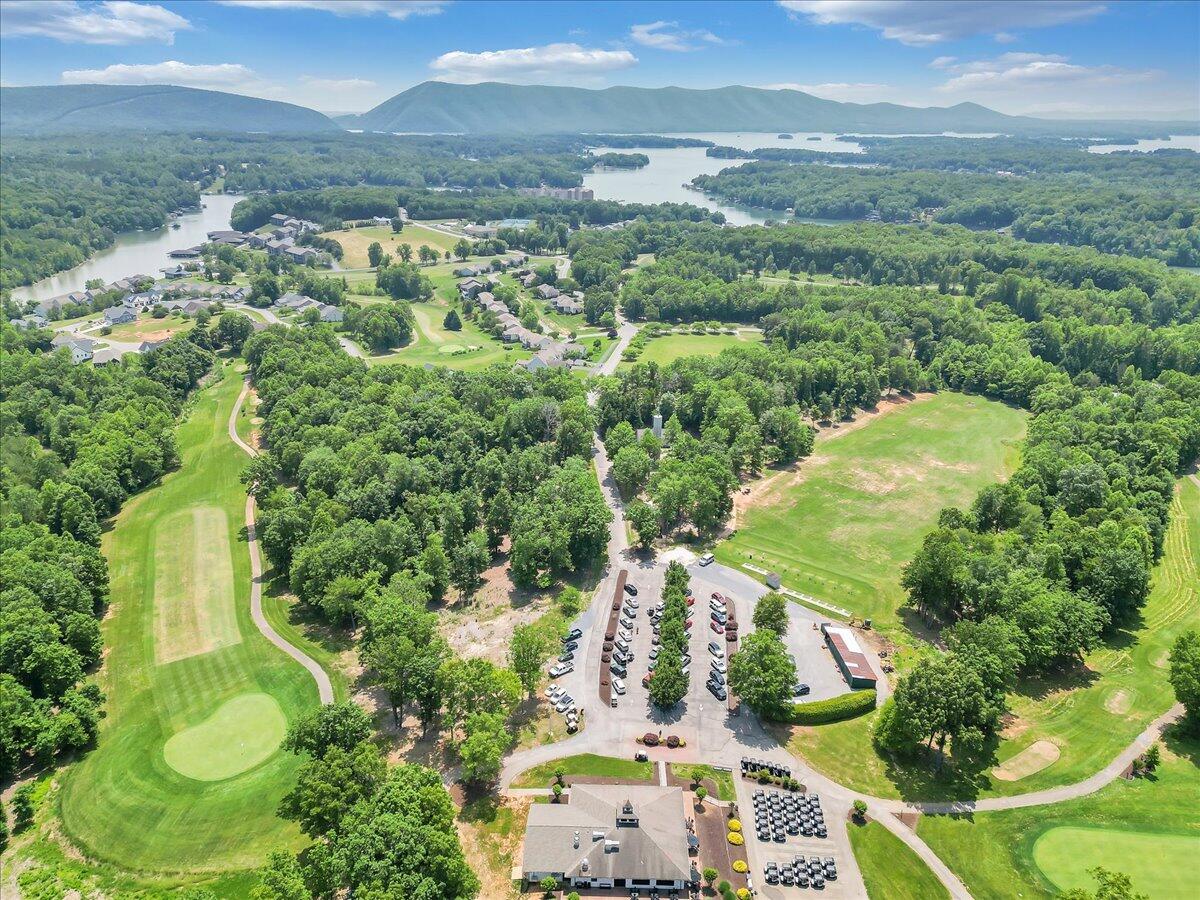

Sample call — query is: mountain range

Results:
[0,85,338,135]
[2,81,1195,138]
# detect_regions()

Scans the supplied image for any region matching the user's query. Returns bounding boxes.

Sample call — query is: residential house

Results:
[520,785,694,892]
[104,306,137,326]
[161,264,190,279]
[21,313,49,329]
[317,304,344,323]
[168,246,203,259]
[521,273,539,289]
[138,339,168,354]
[92,348,120,366]
[274,292,314,310]
[457,278,485,298]
[285,246,318,264]
[463,223,498,239]
[269,213,291,227]
[63,339,95,365]
[535,284,561,301]
[247,234,269,250]
[552,296,583,315]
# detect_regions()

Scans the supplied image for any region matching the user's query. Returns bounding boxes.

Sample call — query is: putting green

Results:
[1032,826,1200,897]
[439,343,468,354]
[163,693,287,781]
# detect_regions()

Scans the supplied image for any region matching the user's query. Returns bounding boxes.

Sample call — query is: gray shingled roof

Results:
[521,784,690,883]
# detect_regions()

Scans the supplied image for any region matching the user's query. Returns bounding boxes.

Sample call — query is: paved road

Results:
[229,377,334,704]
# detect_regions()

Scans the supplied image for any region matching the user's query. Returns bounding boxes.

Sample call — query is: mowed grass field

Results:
[848,821,949,900]
[370,299,533,371]
[717,392,1027,630]
[918,730,1200,899]
[788,476,1199,802]
[59,366,326,875]
[326,223,467,268]
[619,330,764,368]
[106,314,194,343]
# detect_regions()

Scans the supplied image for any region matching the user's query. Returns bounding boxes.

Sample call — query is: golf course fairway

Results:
[58,366,326,874]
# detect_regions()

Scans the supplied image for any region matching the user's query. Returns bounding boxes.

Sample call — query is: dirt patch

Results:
[897,811,922,830]
[690,790,747,892]
[441,547,552,665]
[1152,650,1171,669]
[1105,689,1133,715]
[992,739,1061,781]
[456,795,529,900]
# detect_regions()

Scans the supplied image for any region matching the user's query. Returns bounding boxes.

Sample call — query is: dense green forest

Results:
[0,330,214,776]
[691,140,1200,264]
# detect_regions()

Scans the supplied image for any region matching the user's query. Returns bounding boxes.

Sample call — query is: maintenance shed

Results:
[821,624,877,689]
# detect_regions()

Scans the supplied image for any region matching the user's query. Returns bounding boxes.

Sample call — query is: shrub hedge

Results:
[784,690,876,725]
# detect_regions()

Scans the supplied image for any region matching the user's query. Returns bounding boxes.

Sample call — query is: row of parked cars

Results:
[764,855,838,889]
[705,593,736,700]
[548,627,582,678]
[608,583,640,683]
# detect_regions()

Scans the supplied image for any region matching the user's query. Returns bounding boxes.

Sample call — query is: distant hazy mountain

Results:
[1,85,339,135]
[341,81,1196,137]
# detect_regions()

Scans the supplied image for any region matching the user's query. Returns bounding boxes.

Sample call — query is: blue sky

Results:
[1,1,1197,118]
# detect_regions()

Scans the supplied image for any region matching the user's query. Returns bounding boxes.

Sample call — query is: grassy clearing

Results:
[106,314,194,342]
[511,753,655,788]
[620,330,764,368]
[369,299,532,371]
[325,223,463,267]
[718,392,1027,632]
[789,476,1199,802]
[848,821,949,900]
[918,730,1200,899]
[56,366,332,876]
[670,763,736,801]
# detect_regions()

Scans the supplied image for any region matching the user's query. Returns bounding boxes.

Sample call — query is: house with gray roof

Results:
[92,348,120,366]
[535,284,561,301]
[104,305,137,325]
[520,784,694,892]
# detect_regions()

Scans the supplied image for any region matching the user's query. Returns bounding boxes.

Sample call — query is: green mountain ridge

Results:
[0,84,339,135]
[340,81,1199,137]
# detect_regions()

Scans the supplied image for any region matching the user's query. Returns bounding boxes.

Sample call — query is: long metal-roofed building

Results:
[520,783,696,892]
[821,623,878,689]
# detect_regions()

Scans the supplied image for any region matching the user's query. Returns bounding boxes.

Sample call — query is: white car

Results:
[612,677,626,695]
[618,628,633,643]
[649,646,659,660]
[711,658,727,674]
[547,685,564,699]
[625,598,639,609]
[620,616,635,630]
[555,695,575,713]
[549,662,574,678]
[698,552,715,566]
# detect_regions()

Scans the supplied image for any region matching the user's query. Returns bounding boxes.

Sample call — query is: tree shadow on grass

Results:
[1162,722,1200,769]
[263,574,353,657]
[1011,662,1101,704]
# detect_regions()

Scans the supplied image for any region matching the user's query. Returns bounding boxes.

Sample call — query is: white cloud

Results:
[762,81,898,103]
[216,1,448,18]
[430,43,637,84]
[0,1,190,45]
[629,21,724,52]
[929,56,957,70]
[300,76,378,91]
[61,60,262,90]
[934,52,1158,93]
[778,1,1107,46]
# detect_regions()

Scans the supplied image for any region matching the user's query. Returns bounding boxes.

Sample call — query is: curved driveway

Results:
[229,376,334,704]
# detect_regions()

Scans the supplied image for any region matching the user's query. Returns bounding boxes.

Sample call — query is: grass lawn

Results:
[56,365,332,876]
[369,299,532,371]
[511,753,655,788]
[106,314,194,342]
[787,476,1199,803]
[848,821,949,900]
[620,330,764,368]
[918,730,1200,899]
[670,763,736,801]
[717,392,1027,633]
[457,795,530,900]
[326,222,469,267]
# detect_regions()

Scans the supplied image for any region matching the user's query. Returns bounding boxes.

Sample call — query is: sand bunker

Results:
[992,740,1061,781]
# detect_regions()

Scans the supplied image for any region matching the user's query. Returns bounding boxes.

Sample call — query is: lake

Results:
[13,194,245,302]
[1088,134,1200,154]
[582,132,864,225]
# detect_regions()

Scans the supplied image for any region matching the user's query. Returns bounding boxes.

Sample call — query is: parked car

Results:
[711,592,724,601]
[558,651,574,663]
[699,553,715,566]
[612,677,626,695]
[547,685,563,699]
[618,628,632,642]
[563,628,582,642]
[562,640,578,652]
[711,610,727,624]
[623,583,638,596]
[708,641,724,656]
[710,621,725,634]
[610,662,627,677]
[625,598,639,609]
[686,595,696,606]
[710,671,726,687]
[554,694,574,712]
[708,682,728,700]
[794,683,811,696]
[711,658,727,674]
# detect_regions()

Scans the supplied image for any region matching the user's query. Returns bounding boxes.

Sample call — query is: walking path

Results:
[229,376,334,704]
